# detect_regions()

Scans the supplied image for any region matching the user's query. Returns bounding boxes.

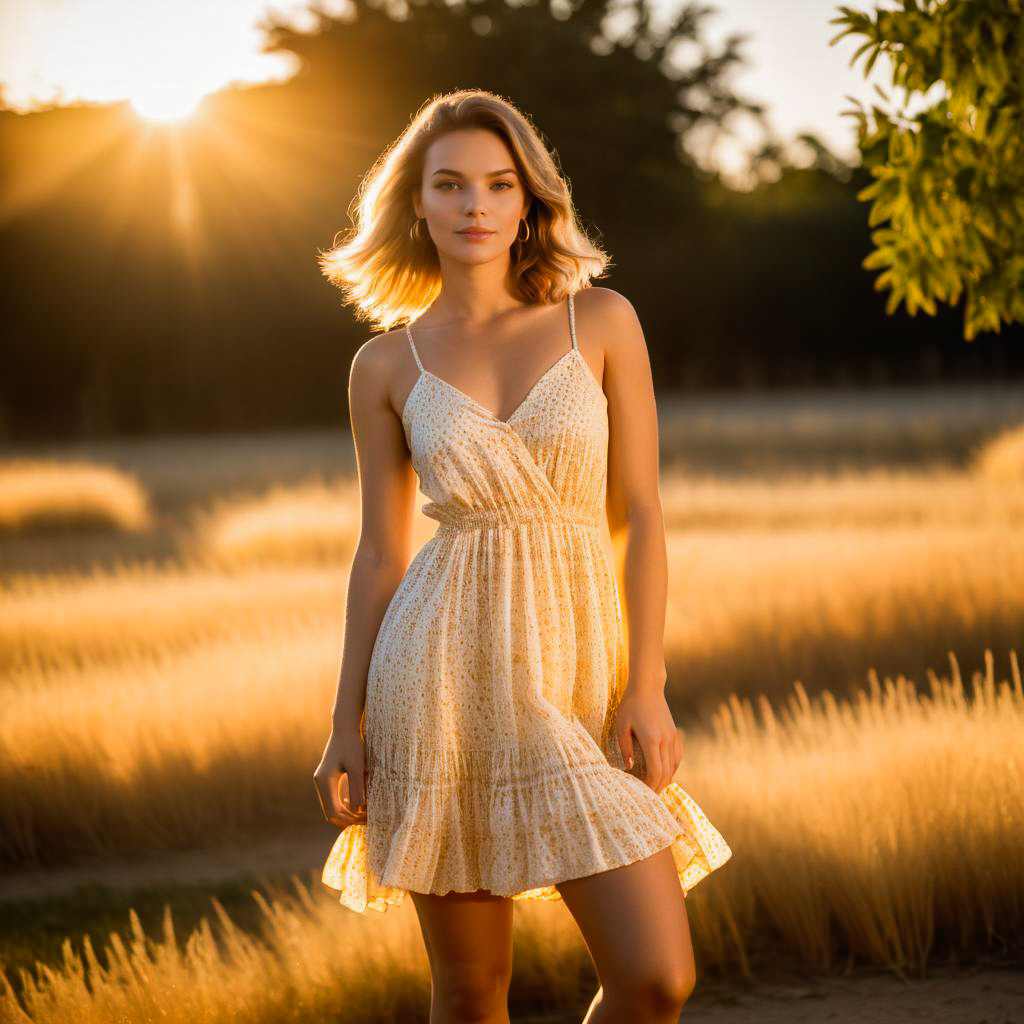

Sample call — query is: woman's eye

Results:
[437,181,514,190]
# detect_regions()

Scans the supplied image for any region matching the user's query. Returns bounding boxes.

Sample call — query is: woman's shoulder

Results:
[574,285,638,319]
[349,325,413,393]
[573,286,645,362]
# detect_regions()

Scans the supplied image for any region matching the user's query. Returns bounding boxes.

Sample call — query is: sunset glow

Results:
[0,0,307,120]
[129,87,207,124]
[0,0,890,183]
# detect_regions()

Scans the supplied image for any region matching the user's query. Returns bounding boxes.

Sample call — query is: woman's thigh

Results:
[409,889,515,993]
[554,845,695,993]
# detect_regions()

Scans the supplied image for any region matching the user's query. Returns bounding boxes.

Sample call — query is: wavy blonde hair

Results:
[317,89,612,331]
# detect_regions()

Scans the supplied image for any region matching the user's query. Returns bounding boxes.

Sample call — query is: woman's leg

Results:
[409,888,515,1024]
[555,845,696,1024]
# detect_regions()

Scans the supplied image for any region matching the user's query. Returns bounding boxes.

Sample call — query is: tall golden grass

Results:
[696,648,1023,975]
[187,479,361,569]
[0,459,150,535]
[2,649,1020,1022]
[0,876,603,1023]
[2,468,1022,863]
[969,421,1024,481]
[664,520,1023,716]
[1,410,1021,1017]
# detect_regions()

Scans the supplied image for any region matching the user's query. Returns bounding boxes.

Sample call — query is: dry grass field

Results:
[0,384,1022,1022]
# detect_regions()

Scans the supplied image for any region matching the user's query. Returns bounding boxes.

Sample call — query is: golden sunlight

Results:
[0,0,302,121]
[129,86,207,124]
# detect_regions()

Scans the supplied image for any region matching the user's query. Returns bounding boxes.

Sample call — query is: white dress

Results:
[322,292,732,912]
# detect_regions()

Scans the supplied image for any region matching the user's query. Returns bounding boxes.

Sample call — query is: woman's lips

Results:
[457,230,494,239]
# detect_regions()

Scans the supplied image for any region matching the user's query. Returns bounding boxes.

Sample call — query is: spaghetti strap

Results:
[405,323,424,372]
[568,293,578,351]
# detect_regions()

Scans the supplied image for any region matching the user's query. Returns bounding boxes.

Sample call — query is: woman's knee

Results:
[659,961,697,1009]
[432,961,511,1021]
[608,961,696,1018]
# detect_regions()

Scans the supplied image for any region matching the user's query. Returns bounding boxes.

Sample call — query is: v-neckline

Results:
[417,348,579,427]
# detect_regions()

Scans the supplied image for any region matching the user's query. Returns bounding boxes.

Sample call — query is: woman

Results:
[313,88,731,1024]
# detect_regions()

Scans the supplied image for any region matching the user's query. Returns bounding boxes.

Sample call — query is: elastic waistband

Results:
[424,504,602,532]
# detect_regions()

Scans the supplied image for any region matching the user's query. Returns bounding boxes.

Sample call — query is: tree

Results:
[831,0,1024,340]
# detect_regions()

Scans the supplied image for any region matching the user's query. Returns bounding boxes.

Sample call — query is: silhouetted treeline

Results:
[1,0,1020,440]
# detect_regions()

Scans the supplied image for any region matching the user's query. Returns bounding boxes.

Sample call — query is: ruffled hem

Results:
[320,761,732,914]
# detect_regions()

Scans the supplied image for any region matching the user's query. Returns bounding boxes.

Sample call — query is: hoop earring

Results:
[517,219,531,243]
[410,217,426,242]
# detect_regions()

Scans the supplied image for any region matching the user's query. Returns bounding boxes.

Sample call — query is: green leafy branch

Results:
[831,0,1024,340]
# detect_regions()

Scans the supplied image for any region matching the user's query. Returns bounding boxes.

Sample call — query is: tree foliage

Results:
[259,0,762,204]
[831,0,1024,340]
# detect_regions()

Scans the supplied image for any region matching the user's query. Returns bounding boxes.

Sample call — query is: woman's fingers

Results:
[639,731,680,792]
[340,770,368,817]
[642,734,663,792]
[313,729,370,827]
[312,769,345,824]
[661,736,673,790]
[329,805,362,828]
[334,802,366,828]
[651,737,664,792]
[617,720,635,769]
[312,765,368,827]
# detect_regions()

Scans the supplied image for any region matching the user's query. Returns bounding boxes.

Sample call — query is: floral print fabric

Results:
[321,293,732,912]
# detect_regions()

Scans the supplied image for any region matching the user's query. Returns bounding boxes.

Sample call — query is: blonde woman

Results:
[313,89,731,1024]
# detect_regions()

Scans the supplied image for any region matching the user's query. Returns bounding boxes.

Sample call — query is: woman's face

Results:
[413,128,531,265]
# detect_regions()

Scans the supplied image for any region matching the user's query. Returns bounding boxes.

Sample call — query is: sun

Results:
[129,86,208,123]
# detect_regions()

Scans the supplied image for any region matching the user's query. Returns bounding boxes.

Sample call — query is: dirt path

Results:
[0,827,333,903]
[681,967,1024,1023]
[519,967,1024,1023]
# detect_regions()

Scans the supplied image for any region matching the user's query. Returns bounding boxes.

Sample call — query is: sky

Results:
[0,0,895,185]
[690,0,892,176]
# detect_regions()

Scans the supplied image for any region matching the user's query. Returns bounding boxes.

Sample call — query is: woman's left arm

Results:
[585,287,683,795]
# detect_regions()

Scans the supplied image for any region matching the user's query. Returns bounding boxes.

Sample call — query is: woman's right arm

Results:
[313,334,418,829]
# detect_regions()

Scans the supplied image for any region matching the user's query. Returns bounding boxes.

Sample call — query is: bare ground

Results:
[519,966,1024,1023]
[0,826,332,904]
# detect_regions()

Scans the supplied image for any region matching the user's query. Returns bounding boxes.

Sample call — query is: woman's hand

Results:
[615,688,683,793]
[313,727,369,829]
